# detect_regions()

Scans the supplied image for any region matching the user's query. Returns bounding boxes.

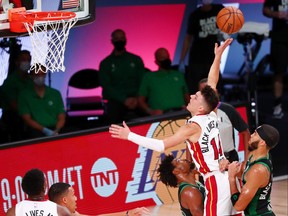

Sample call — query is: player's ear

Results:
[198,105,205,113]
[62,196,68,205]
[172,167,180,175]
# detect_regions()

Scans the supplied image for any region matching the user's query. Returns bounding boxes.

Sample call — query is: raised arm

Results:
[207,38,233,90]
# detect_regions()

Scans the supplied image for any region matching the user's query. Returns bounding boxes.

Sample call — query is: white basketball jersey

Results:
[186,111,224,174]
[16,200,58,216]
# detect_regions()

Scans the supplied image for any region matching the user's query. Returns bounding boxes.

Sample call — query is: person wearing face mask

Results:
[18,63,66,139]
[138,48,189,115]
[179,0,225,95]
[0,50,33,142]
[99,29,147,124]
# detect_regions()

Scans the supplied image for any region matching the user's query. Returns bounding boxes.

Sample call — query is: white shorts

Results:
[203,171,241,216]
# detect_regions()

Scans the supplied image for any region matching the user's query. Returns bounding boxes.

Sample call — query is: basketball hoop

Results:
[9,8,78,73]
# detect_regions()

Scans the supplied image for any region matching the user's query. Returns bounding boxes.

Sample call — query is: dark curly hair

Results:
[21,169,45,196]
[157,154,178,188]
[201,85,219,112]
[48,182,71,203]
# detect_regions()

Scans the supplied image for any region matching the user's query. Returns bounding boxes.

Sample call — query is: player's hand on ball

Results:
[109,121,130,140]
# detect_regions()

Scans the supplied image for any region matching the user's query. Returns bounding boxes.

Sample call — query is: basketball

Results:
[216,6,244,34]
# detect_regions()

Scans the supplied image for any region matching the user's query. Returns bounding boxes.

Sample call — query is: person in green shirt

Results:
[99,29,147,124]
[138,47,189,115]
[0,50,33,142]
[18,64,66,139]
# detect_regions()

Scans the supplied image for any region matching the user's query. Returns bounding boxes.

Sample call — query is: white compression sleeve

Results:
[128,132,165,152]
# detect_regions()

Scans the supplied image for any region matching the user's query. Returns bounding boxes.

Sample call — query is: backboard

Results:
[0,0,95,38]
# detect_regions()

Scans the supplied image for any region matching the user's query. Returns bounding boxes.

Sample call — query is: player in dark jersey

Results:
[228,124,280,216]
[157,154,205,216]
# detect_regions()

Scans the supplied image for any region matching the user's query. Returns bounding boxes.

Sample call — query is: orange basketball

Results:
[216,6,244,34]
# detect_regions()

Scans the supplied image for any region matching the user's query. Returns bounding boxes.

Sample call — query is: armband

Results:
[231,192,240,206]
[128,132,165,152]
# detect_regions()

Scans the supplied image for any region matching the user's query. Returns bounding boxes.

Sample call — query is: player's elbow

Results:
[234,202,247,212]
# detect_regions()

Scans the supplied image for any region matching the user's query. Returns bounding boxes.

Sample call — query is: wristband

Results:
[128,132,165,152]
[231,192,240,206]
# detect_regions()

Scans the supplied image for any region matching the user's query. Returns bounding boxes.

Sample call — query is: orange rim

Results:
[9,11,76,33]
[24,11,76,21]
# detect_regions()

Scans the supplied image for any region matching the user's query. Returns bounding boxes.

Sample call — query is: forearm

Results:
[55,113,66,132]
[180,35,193,62]
[22,115,44,132]
[229,177,240,195]
[207,54,221,89]
[138,96,151,114]
[128,132,165,152]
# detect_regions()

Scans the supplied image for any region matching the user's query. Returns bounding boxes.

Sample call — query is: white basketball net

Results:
[0,47,9,86]
[23,17,78,73]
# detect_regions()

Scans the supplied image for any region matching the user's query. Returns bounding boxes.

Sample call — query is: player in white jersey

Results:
[185,112,223,174]
[6,169,70,216]
[109,38,242,216]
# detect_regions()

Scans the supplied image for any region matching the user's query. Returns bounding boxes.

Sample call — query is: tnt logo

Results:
[90,158,119,197]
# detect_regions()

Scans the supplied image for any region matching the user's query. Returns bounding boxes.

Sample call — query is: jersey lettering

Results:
[25,210,44,216]
[201,132,209,153]
[260,182,271,200]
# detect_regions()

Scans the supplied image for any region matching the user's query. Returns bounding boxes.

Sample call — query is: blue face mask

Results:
[19,61,31,71]
[33,76,46,86]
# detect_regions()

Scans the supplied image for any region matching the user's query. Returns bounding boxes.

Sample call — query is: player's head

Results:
[48,182,77,213]
[157,154,195,188]
[21,169,46,196]
[111,29,126,51]
[249,124,279,151]
[154,47,172,70]
[187,85,219,114]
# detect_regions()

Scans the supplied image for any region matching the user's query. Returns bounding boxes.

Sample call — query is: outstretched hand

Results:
[214,38,233,56]
[109,121,130,140]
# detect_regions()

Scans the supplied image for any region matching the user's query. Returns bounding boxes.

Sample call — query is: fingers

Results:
[123,121,128,128]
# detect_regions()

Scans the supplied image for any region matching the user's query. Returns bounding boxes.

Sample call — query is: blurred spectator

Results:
[138,47,189,115]
[0,50,33,142]
[263,0,288,118]
[99,29,147,124]
[18,64,66,139]
[179,0,225,95]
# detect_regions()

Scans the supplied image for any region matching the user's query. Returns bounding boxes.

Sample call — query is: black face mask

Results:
[112,40,126,51]
[159,59,172,70]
